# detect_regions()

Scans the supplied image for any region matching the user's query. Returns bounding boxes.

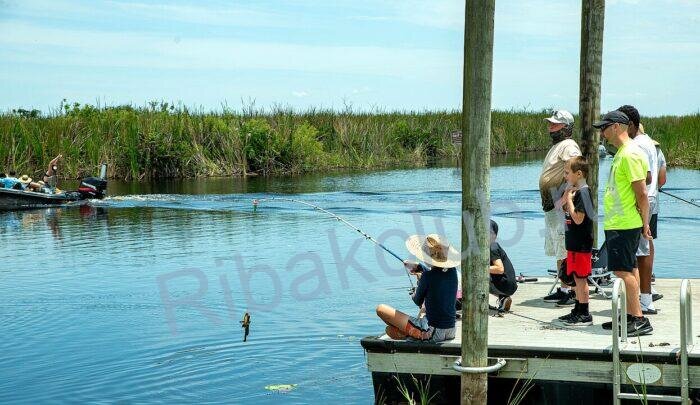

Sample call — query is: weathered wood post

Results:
[579,0,605,244]
[460,0,495,404]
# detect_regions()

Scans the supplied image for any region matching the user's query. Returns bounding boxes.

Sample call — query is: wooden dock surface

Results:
[362,278,700,391]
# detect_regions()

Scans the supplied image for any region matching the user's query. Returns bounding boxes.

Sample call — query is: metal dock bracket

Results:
[452,357,506,374]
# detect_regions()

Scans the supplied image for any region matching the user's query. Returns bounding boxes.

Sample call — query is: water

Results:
[1,156,698,403]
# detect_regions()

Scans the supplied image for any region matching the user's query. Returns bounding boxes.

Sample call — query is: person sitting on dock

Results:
[488,220,517,312]
[594,110,653,336]
[375,234,459,343]
[557,156,595,326]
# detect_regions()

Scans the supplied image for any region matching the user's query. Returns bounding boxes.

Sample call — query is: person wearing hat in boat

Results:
[18,175,43,192]
[375,234,459,343]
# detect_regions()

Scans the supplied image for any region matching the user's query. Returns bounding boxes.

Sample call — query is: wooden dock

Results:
[361,278,699,404]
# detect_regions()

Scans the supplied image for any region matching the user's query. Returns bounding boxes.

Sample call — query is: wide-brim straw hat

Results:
[406,234,461,268]
[19,175,32,184]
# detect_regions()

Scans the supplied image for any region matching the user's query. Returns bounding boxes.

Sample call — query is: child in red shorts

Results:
[559,156,595,326]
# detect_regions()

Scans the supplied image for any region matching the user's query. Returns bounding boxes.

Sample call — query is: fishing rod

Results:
[659,189,700,208]
[253,196,415,289]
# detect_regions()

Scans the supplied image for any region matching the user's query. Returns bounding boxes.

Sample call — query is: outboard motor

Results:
[78,176,108,199]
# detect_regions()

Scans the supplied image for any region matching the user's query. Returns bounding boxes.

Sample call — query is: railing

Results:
[611,278,627,405]
[612,279,694,404]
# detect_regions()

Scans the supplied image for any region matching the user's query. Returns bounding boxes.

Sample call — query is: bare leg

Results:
[557,259,567,290]
[614,270,642,317]
[376,304,428,340]
[574,276,589,304]
[638,240,654,294]
[386,326,407,340]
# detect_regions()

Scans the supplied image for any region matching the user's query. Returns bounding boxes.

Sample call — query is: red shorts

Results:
[566,251,592,278]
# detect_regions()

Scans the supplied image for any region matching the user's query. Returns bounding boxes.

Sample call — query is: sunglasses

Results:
[600,123,615,132]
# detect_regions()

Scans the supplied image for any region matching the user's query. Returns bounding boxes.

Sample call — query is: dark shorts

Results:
[489,277,517,297]
[566,251,592,278]
[605,228,641,272]
[650,214,658,239]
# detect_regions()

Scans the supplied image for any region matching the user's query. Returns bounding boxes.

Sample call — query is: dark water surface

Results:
[1,156,698,403]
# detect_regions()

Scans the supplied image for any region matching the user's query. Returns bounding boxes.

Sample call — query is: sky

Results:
[1,0,699,116]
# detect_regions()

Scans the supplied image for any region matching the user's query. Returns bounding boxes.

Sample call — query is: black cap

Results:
[490,219,498,235]
[593,110,630,129]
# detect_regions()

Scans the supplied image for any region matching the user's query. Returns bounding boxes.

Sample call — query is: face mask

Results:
[549,129,567,144]
[603,139,618,156]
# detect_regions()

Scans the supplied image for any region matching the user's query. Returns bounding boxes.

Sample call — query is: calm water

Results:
[1,156,698,403]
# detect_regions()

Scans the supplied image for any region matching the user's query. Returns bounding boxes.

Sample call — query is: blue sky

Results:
[1,0,698,116]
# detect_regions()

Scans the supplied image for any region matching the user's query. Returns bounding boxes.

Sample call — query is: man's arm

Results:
[489,259,504,275]
[632,179,652,240]
[411,270,428,307]
[658,165,667,188]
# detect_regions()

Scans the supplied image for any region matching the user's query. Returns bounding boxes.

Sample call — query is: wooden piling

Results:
[460,1,495,404]
[579,0,605,243]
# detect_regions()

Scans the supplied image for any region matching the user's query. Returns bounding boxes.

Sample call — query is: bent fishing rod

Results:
[253,196,415,289]
[659,189,700,208]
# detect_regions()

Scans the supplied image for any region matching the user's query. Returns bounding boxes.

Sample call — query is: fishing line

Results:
[659,189,700,208]
[253,196,415,289]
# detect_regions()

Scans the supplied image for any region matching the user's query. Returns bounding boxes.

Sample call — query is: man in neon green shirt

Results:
[594,110,653,336]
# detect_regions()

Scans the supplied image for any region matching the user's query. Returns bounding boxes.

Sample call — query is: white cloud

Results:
[351,86,371,94]
[292,91,309,98]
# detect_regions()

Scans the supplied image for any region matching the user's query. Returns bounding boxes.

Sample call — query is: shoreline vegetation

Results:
[1,102,698,180]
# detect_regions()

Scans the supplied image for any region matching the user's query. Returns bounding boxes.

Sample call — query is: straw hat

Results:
[19,175,32,184]
[405,234,461,268]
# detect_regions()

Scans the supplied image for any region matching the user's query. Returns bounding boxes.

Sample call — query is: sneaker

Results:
[642,307,658,315]
[652,293,663,302]
[561,312,593,326]
[498,296,512,312]
[558,307,578,320]
[543,289,568,303]
[602,314,633,330]
[555,291,576,306]
[627,317,653,337]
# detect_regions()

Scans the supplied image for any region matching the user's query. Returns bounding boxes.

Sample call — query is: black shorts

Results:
[650,214,658,239]
[489,276,517,297]
[605,228,641,272]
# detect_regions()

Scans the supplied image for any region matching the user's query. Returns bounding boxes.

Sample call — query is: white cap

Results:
[545,110,574,126]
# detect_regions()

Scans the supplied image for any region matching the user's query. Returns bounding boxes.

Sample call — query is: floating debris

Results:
[265,384,298,393]
[648,342,670,347]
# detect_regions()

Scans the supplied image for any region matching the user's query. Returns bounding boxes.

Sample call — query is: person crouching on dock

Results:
[488,220,518,312]
[557,157,595,326]
[376,234,459,343]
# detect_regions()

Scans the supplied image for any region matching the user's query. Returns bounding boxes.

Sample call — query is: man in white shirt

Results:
[617,105,658,314]
[539,110,582,305]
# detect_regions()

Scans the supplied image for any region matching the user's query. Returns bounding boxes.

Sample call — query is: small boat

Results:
[0,165,108,211]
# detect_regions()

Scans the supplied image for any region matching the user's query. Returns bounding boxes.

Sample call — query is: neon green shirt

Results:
[603,141,648,230]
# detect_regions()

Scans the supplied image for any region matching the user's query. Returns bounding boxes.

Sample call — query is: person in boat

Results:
[376,234,459,343]
[18,175,43,192]
[489,220,518,312]
[42,154,62,190]
[1,171,20,189]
